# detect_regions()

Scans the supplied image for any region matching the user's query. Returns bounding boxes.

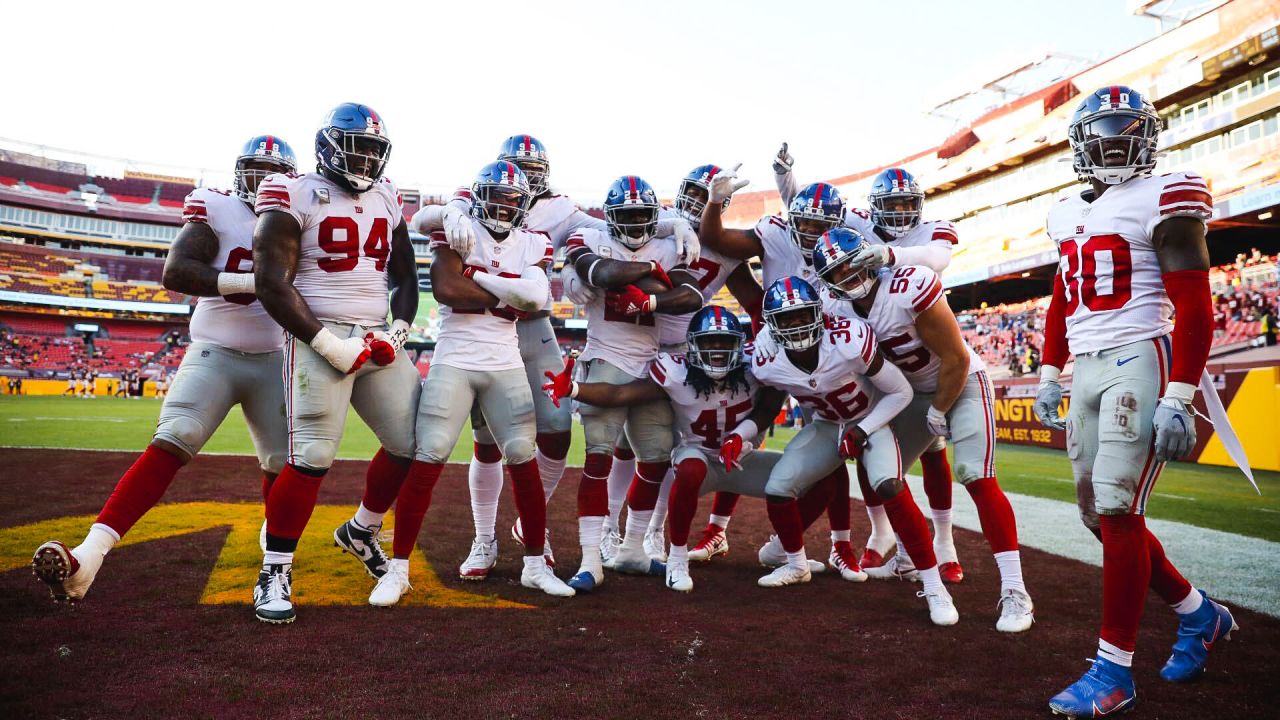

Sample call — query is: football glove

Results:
[709,163,749,204]
[365,319,410,366]
[1033,379,1067,430]
[561,267,599,305]
[772,142,794,175]
[926,406,950,439]
[839,425,869,460]
[310,328,371,375]
[671,219,701,266]
[751,326,781,361]
[1153,383,1198,463]
[606,285,656,316]
[849,243,895,272]
[719,433,745,472]
[541,356,577,408]
[442,202,476,258]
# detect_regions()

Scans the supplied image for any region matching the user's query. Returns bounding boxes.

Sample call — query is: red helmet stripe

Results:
[523,134,531,155]
[894,168,903,187]
[265,135,275,155]
[813,183,825,210]
[628,175,637,199]
[1109,86,1120,108]
[713,306,722,324]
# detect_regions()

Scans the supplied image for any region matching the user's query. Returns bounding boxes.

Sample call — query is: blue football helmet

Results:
[686,305,746,380]
[762,276,824,351]
[868,168,924,238]
[470,161,532,234]
[1069,85,1159,185]
[497,135,550,197]
[812,227,878,300]
[675,164,730,226]
[234,135,296,203]
[315,102,391,194]
[603,175,660,250]
[787,182,844,252]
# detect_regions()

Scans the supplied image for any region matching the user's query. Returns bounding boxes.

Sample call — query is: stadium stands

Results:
[0,241,182,304]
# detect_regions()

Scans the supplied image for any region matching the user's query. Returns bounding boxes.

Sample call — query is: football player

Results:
[369,161,574,604]
[251,104,422,624]
[32,135,297,603]
[542,305,842,592]
[813,227,1033,632]
[748,277,964,627]
[1033,86,1237,717]
[560,175,704,592]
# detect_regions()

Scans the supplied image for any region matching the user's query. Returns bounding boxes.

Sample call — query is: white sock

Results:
[647,467,675,534]
[865,505,894,552]
[895,537,912,566]
[669,544,688,562]
[81,524,119,557]
[919,565,944,595]
[931,508,957,562]
[353,503,384,530]
[468,458,503,540]
[522,554,546,571]
[389,557,409,574]
[606,457,635,529]
[536,449,566,503]
[786,548,808,571]
[579,543,603,575]
[1171,587,1203,615]
[831,529,851,543]
[624,508,654,551]
[578,515,604,548]
[709,514,732,530]
[1098,639,1134,667]
[263,550,293,566]
[994,550,1027,595]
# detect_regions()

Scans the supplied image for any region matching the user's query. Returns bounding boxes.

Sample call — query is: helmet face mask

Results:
[821,254,876,300]
[512,158,549,196]
[234,135,296,203]
[787,183,844,253]
[1069,86,1159,186]
[868,168,924,238]
[675,165,729,227]
[790,215,839,252]
[765,303,823,350]
[688,328,744,379]
[604,176,660,250]
[315,103,391,194]
[498,135,550,196]
[471,162,532,234]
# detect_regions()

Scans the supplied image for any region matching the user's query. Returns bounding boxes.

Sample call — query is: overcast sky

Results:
[4,0,1156,199]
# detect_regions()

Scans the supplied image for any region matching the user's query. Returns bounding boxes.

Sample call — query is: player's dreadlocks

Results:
[685,358,751,401]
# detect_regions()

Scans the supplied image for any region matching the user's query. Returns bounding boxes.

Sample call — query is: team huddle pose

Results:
[30,84,1237,718]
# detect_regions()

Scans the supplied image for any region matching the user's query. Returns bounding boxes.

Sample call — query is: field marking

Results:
[1152,492,1197,502]
[7,416,130,423]
[853,472,1280,618]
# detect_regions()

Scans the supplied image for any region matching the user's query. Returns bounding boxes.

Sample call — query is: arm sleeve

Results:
[856,360,913,435]
[470,266,551,312]
[889,241,952,273]
[1041,271,1070,370]
[410,204,446,234]
[775,168,797,206]
[1163,269,1212,387]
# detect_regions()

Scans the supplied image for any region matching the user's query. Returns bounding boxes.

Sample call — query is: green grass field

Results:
[3,395,1277,541]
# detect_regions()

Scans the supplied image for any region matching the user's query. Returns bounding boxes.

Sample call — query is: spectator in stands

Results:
[1257,305,1277,348]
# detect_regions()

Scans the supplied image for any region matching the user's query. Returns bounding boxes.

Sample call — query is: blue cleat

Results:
[1160,590,1239,682]
[567,570,601,593]
[611,556,666,576]
[1049,656,1136,718]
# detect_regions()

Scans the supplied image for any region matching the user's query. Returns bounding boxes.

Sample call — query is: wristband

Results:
[217,272,255,296]
[1162,381,1196,405]
[308,327,341,359]
[730,419,759,441]
[1039,365,1061,384]
[570,381,580,399]
[587,258,603,288]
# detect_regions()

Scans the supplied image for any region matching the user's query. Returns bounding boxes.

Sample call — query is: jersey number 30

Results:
[1059,234,1132,313]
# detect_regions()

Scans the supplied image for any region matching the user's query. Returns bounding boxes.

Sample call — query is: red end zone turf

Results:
[1,449,1276,719]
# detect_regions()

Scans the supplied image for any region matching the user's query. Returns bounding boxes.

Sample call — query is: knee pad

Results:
[952,461,982,484]
[261,449,287,475]
[297,439,337,472]
[873,475,906,500]
[1092,480,1137,517]
[154,414,206,457]
[501,436,537,466]
[413,428,454,464]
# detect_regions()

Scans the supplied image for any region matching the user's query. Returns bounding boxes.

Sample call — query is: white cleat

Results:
[687,526,729,561]
[599,529,622,567]
[520,558,575,597]
[757,563,812,588]
[918,589,960,626]
[368,565,412,607]
[864,553,920,581]
[757,535,826,573]
[511,519,556,568]
[996,588,1035,633]
[458,537,498,581]
[32,540,102,602]
[643,528,667,562]
[665,556,693,593]
[608,543,665,575]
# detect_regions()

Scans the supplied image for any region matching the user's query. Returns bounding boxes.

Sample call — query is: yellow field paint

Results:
[0,502,531,609]
[9,378,158,397]
[1198,367,1280,472]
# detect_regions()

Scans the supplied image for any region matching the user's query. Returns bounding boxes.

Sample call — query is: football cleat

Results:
[859,547,889,569]
[253,563,295,624]
[608,544,666,576]
[665,555,693,593]
[32,540,100,602]
[258,520,268,554]
[996,588,1035,633]
[917,589,960,626]
[333,520,391,579]
[600,529,622,566]
[1049,657,1136,718]
[828,541,868,582]
[687,525,729,561]
[757,563,812,588]
[511,519,556,568]
[459,537,498,580]
[938,560,965,584]
[643,528,667,562]
[521,558,575,597]
[865,553,919,581]
[1159,590,1238,682]
[368,564,412,607]
[757,535,826,573]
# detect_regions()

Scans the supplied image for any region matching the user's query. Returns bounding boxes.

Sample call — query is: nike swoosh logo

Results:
[542,338,554,344]
[1116,356,1139,366]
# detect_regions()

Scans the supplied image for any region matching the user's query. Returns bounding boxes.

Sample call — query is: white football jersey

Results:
[566,227,684,377]
[750,317,881,423]
[1045,171,1212,355]
[828,265,983,392]
[648,351,758,453]
[256,172,403,325]
[431,220,552,371]
[182,187,282,354]
[754,214,818,288]
[843,210,957,272]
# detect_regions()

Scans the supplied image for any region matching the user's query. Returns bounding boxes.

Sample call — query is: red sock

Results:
[825,464,851,532]
[627,462,668,511]
[508,459,546,552]
[711,491,740,518]
[1099,514,1152,653]
[882,488,937,570]
[613,446,636,461]
[966,477,1019,553]
[392,461,444,559]
[767,499,806,553]
[1146,528,1192,605]
[261,473,275,504]
[535,431,571,460]
[669,459,706,546]
[95,444,185,537]
[921,449,953,511]
[857,463,882,508]
[265,464,325,544]
[362,448,412,514]
[798,471,839,529]
[578,453,611,517]
[473,442,503,463]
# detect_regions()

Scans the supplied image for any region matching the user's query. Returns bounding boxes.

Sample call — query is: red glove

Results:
[606,285,656,316]
[365,321,409,366]
[541,356,576,408]
[462,264,482,280]
[839,425,868,460]
[719,433,745,472]
[649,262,673,289]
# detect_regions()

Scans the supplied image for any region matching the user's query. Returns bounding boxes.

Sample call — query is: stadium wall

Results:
[9,378,156,397]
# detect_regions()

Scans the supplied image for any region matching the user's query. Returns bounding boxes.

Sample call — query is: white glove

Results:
[850,243,894,272]
[926,406,950,439]
[752,325,781,361]
[772,142,794,174]
[671,218,701,266]
[442,203,475,258]
[709,162,750,204]
[1153,382,1197,463]
[561,266,599,305]
[1033,370,1067,431]
[309,327,371,375]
